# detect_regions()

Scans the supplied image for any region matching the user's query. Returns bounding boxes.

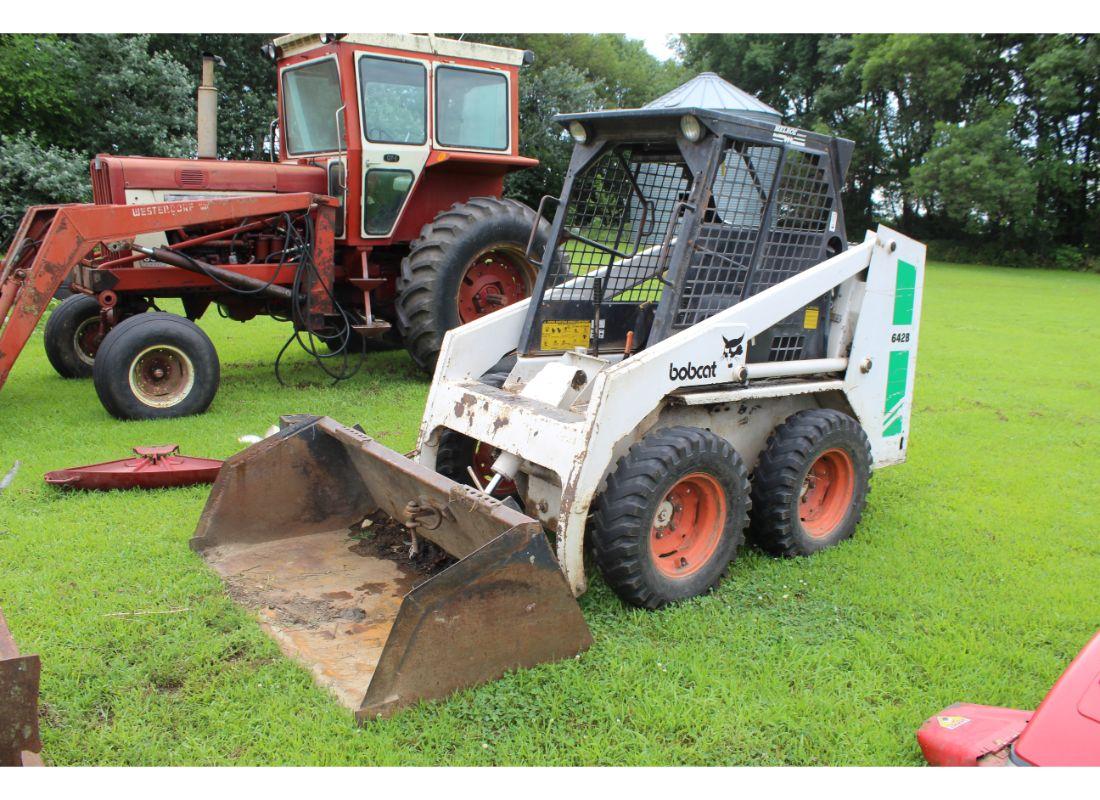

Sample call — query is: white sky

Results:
[624,33,680,62]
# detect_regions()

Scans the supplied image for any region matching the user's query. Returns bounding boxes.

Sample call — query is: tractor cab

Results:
[270,33,536,246]
[520,107,854,364]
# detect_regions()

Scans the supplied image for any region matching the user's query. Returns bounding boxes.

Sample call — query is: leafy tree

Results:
[0,133,90,241]
[910,108,1036,236]
[504,62,600,209]
[147,34,278,160]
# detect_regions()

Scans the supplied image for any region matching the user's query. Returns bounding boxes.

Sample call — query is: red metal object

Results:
[0,607,42,767]
[457,249,534,323]
[44,445,223,491]
[0,192,331,393]
[918,703,1031,766]
[649,472,726,578]
[919,630,1100,766]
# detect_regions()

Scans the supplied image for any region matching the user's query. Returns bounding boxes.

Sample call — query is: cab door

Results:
[355,52,431,238]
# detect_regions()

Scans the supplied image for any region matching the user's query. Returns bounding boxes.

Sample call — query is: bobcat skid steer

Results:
[191,107,925,721]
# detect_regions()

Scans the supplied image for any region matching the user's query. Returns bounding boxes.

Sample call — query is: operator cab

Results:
[270,33,534,245]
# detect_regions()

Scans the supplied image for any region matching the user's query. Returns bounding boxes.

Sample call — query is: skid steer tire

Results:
[44,294,104,379]
[93,313,220,420]
[395,198,547,374]
[590,426,750,609]
[434,372,517,499]
[749,409,872,557]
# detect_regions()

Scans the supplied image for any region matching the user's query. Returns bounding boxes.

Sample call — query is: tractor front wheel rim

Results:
[73,316,103,366]
[128,345,195,408]
[799,448,855,538]
[457,246,534,323]
[649,472,726,578]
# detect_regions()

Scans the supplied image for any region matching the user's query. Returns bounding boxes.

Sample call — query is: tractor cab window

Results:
[282,58,343,155]
[435,67,508,150]
[358,56,427,145]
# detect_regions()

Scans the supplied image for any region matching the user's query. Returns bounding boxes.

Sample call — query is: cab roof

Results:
[273,33,532,67]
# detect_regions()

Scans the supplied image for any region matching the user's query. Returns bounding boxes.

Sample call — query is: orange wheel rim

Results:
[799,448,855,538]
[649,472,727,579]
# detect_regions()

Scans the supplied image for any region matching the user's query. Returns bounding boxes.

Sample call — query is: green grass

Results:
[1,261,1098,765]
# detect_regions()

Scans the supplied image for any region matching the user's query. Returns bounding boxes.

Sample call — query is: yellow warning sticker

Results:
[803,306,820,329]
[937,715,970,730]
[541,320,591,351]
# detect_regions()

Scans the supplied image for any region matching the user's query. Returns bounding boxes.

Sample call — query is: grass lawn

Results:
[1,261,1098,765]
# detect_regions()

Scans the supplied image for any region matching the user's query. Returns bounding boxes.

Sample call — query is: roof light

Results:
[568,121,589,144]
[680,114,703,142]
[260,42,279,62]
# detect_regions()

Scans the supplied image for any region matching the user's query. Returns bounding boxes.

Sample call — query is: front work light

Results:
[680,114,703,142]
[568,121,589,144]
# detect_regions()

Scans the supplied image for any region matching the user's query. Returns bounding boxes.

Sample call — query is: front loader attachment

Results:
[191,415,592,721]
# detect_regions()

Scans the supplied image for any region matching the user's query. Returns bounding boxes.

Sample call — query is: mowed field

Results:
[0,261,1097,765]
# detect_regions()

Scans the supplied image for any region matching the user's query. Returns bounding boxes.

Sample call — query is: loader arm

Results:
[0,193,331,393]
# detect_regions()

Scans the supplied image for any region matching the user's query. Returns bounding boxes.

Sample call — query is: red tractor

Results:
[0,33,548,419]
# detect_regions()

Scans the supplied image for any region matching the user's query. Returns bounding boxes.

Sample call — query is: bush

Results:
[0,132,90,243]
[925,239,1094,272]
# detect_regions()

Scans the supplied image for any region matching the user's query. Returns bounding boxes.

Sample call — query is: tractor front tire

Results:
[749,409,872,556]
[590,426,751,609]
[93,313,220,420]
[44,294,104,379]
[395,197,548,374]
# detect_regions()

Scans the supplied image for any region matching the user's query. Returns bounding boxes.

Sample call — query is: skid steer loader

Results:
[191,107,925,720]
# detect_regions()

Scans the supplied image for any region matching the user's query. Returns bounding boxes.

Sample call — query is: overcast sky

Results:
[625,33,680,62]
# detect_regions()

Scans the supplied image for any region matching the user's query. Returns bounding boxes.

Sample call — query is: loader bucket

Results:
[191,415,592,721]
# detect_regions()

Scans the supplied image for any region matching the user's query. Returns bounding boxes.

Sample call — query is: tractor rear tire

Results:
[395,197,548,374]
[93,312,220,420]
[590,426,750,609]
[434,372,517,499]
[748,409,872,556]
[44,294,104,379]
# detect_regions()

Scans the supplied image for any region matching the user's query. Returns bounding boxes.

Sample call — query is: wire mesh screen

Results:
[530,145,692,352]
[672,143,781,330]
[748,150,834,293]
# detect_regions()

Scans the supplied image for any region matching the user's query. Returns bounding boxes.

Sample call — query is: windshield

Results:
[359,56,426,144]
[282,58,342,155]
[436,67,508,150]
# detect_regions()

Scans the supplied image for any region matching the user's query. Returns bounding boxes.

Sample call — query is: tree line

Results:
[0,33,1093,269]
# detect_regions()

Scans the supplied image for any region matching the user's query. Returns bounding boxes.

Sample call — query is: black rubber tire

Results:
[43,294,102,378]
[434,372,515,498]
[590,426,751,609]
[749,409,872,556]
[395,197,548,374]
[92,312,220,420]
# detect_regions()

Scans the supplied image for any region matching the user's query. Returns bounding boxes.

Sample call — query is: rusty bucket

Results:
[191,415,592,722]
[0,608,42,766]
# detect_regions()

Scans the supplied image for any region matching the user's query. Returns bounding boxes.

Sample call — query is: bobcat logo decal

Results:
[722,333,744,367]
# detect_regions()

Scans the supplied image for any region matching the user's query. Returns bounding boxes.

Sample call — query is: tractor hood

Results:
[90,155,327,205]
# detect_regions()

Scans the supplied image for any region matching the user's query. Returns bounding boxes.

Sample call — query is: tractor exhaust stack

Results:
[191,415,592,721]
[196,53,222,159]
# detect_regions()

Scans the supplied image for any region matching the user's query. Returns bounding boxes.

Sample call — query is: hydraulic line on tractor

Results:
[135,211,366,387]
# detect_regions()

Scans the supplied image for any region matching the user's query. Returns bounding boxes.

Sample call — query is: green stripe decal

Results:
[893,260,916,326]
[883,349,910,437]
